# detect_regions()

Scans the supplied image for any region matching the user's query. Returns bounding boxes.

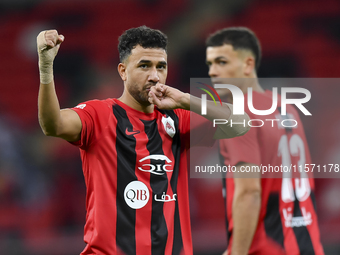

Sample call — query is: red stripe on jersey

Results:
[163,196,176,255]
[131,116,152,255]
[106,113,118,254]
[305,191,324,255]
[158,116,176,255]
[280,200,300,254]
[177,144,193,255]
[80,107,119,254]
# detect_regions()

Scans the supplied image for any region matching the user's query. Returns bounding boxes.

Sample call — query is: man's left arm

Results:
[148,83,250,139]
[231,164,261,255]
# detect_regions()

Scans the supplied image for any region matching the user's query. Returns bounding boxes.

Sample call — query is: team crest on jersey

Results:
[75,104,86,109]
[162,116,176,138]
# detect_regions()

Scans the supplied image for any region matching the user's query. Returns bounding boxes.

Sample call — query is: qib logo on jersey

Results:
[138,154,173,175]
[124,181,150,209]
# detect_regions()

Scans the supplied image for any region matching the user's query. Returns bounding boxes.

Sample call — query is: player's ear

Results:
[118,62,127,81]
[244,56,255,76]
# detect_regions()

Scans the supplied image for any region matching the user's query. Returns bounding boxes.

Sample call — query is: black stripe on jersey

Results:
[113,104,137,255]
[219,149,231,246]
[172,203,183,255]
[264,193,284,249]
[221,177,231,245]
[160,110,183,255]
[143,118,169,255]
[292,198,315,255]
[310,190,317,211]
[222,178,231,245]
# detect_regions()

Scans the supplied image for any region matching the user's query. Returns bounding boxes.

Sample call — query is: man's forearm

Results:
[38,79,62,136]
[188,95,250,138]
[189,95,231,121]
[232,190,261,255]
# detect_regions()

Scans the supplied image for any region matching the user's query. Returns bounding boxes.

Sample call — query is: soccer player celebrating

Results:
[37,26,249,255]
[205,27,325,255]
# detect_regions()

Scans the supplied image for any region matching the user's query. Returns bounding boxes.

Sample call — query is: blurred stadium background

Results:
[1,0,340,254]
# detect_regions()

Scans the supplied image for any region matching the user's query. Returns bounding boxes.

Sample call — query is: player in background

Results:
[205,27,324,255]
[37,26,249,255]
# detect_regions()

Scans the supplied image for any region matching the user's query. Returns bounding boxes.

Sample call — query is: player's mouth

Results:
[144,83,156,92]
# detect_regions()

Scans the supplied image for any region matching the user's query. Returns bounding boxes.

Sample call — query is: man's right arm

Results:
[229,163,261,255]
[37,30,82,142]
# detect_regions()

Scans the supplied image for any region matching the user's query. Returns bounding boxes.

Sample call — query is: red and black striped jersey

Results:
[220,90,324,255]
[71,98,215,255]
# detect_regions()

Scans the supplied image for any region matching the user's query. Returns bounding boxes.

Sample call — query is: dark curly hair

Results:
[206,27,261,71]
[118,26,168,62]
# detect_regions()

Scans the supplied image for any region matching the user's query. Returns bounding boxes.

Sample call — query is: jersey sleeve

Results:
[219,120,261,167]
[69,100,110,150]
[175,109,217,148]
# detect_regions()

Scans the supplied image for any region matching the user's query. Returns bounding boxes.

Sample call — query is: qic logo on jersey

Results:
[162,116,176,138]
[138,154,173,175]
[124,181,150,209]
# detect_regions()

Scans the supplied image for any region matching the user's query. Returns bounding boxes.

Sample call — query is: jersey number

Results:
[278,134,311,203]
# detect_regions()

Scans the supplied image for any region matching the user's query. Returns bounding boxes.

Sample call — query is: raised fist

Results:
[37,30,64,65]
[37,30,64,84]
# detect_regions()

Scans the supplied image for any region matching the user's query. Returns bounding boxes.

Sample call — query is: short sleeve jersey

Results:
[220,91,324,255]
[71,98,215,255]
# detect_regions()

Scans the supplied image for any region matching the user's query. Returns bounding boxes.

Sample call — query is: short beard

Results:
[128,82,155,106]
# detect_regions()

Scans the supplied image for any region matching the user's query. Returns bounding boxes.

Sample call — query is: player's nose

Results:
[208,65,218,78]
[148,67,160,83]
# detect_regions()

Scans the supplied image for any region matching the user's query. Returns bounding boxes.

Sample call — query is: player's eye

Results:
[139,64,149,69]
[157,65,166,70]
[218,60,227,66]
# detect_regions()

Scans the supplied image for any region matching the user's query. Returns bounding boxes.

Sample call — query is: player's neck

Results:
[227,78,264,103]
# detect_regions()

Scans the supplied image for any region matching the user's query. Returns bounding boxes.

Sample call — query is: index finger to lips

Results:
[158,84,164,92]
[148,91,154,103]
[150,86,163,97]
[150,86,157,93]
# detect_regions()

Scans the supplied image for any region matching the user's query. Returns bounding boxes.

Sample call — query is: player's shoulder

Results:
[74,98,115,110]
[72,99,116,122]
[171,108,192,123]
[173,108,190,117]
